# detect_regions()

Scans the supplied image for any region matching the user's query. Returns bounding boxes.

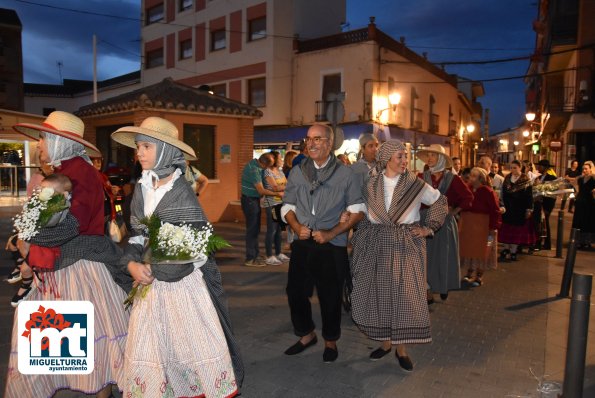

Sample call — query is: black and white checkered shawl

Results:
[123,176,245,387]
[29,212,124,274]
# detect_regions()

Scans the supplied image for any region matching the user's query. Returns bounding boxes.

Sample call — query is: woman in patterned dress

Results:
[112,117,238,398]
[498,160,536,261]
[350,140,447,371]
[6,111,128,398]
[417,145,473,302]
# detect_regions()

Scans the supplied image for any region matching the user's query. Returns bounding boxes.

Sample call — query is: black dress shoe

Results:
[369,347,391,361]
[440,293,448,301]
[395,351,413,372]
[323,346,338,363]
[284,336,318,356]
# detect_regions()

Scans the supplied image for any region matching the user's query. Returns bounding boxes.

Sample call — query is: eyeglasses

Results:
[304,136,329,144]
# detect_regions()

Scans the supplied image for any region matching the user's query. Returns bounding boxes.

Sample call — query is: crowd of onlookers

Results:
[241,136,594,276]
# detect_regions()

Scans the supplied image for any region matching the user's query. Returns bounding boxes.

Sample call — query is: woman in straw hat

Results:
[6,111,128,398]
[111,116,240,397]
[459,167,502,286]
[417,144,473,302]
[350,140,447,371]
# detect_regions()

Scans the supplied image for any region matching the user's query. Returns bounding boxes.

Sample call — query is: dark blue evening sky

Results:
[5,0,537,133]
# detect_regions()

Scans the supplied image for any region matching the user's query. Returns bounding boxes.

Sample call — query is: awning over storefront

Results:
[387,126,451,147]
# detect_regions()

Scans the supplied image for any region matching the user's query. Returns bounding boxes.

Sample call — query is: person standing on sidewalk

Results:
[351,132,379,187]
[460,167,502,286]
[571,160,594,250]
[240,153,282,267]
[418,144,473,302]
[534,159,557,251]
[262,151,289,265]
[281,124,365,363]
[350,140,447,371]
[498,160,536,261]
[563,159,581,212]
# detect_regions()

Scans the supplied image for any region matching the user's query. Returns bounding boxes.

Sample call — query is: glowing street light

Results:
[466,123,475,133]
[525,112,536,122]
[522,129,530,137]
[513,140,519,146]
[389,92,401,106]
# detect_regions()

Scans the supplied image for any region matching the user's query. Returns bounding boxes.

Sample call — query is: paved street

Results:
[0,200,594,397]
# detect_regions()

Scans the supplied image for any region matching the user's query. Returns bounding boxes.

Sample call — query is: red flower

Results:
[21,305,72,349]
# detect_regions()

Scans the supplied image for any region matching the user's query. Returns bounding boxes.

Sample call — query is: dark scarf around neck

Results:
[300,153,340,194]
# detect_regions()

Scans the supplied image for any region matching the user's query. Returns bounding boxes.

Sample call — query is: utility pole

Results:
[93,34,98,103]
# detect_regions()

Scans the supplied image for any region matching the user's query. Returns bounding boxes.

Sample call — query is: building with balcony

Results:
[140,0,346,127]
[287,19,484,168]
[0,8,24,111]
[525,0,595,174]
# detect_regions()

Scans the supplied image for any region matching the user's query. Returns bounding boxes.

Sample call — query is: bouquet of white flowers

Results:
[533,177,574,198]
[124,215,230,309]
[13,187,70,241]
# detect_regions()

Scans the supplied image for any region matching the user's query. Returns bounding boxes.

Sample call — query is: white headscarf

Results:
[43,132,92,167]
[430,154,447,173]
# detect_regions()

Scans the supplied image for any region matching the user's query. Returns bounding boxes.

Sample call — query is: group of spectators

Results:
[241,126,594,372]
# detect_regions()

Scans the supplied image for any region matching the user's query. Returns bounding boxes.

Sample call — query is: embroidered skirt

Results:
[351,221,431,345]
[123,267,237,398]
[498,219,536,245]
[5,260,129,398]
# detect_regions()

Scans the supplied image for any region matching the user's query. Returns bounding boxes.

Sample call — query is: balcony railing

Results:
[547,86,576,113]
[429,113,439,133]
[412,108,423,130]
[315,100,329,122]
[449,119,457,136]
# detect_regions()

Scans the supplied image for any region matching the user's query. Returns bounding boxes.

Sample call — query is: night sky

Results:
[4,0,537,134]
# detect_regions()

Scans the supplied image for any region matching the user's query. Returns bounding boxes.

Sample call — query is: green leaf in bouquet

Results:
[38,195,69,227]
[207,234,231,255]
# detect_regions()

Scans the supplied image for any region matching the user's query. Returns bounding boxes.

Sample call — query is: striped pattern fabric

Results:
[124,268,237,398]
[126,176,244,391]
[5,260,129,398]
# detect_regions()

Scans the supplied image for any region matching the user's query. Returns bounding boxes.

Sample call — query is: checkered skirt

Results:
[350,220,431,344]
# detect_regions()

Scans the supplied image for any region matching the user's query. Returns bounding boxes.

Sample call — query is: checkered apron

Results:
[351,169,447,344]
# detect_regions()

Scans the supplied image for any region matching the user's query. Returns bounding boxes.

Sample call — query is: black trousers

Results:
[286,239,349,341]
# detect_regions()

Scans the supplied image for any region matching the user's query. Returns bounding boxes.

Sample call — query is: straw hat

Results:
[416,144,453,168]
[111,117,197,160]
[13,111,100,157]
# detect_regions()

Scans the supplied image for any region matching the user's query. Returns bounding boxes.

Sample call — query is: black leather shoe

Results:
[284,336,317,356]
[395,351,413,372]
[440,293,448,301]
[369,347,391,361]
[323,346,338,363]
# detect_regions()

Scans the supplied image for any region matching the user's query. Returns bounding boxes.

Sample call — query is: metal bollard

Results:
[556,210,564,258]
[562,273,592,398]
[558,228,580,298]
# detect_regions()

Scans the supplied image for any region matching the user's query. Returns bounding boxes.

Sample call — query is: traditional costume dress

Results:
[417,145,473,296]
[498,173,536,247]
[112,118,239,398]
[459,181,502,279]
[351,140,447,345]
[571,171,595,247]
[5,112,128,398]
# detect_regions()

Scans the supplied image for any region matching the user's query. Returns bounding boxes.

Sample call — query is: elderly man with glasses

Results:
[281,123,365,363]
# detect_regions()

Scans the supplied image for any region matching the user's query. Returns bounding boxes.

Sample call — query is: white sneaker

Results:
[277,253,290,262]
[265,256,283,266]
